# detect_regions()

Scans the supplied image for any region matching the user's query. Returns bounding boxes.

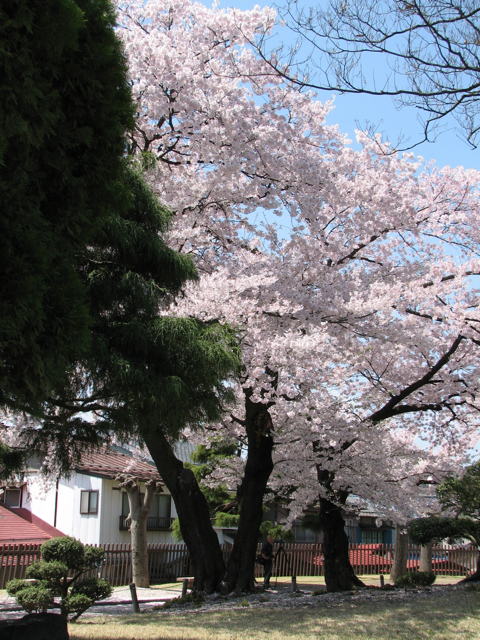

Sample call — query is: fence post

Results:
[129,582,140,613]
[291,575,297,593]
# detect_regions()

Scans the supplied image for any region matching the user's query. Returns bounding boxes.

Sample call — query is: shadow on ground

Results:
[69,588,480,640]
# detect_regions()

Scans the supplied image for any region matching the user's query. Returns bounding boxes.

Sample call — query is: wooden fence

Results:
[1,542,477,588]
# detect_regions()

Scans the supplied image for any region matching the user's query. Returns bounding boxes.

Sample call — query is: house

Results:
[0,443,234,547]
[0,502,60,545]
[0,446,178,546]
[264,498,396,545]
[344,497,396,544]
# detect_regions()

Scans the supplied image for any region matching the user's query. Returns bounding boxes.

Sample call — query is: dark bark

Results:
[224,394,274,592]
[140,426,225,593]
[319,497,365,592]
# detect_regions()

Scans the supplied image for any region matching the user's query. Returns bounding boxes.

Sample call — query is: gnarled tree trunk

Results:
[318,496,365,592]
[116,475,163,588]
[140,426,225,593]
[390,523,409,583]
[224,394,274,592]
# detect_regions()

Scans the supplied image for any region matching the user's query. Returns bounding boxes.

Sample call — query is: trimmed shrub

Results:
[15,586,54,614]
[395,571,436,587]
[62,593,93,620]
[6,536,111,621]
[40,537,85,572]
[70,577,112,602]
[6,579,30,596]
[26,560,68,582]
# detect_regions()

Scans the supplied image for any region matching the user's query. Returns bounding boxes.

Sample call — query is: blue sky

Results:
[215,0,480,172]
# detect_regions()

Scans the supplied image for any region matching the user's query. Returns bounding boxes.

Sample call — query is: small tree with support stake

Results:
[6,536,112,622]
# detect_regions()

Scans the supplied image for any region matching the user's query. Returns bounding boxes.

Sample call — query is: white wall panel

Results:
[22,472,57,526]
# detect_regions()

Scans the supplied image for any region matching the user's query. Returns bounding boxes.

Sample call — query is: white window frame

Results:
[3,488,22,508]
[80,490,99,515]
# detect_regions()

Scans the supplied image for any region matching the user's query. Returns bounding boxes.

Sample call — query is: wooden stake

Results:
[129,582,140,613]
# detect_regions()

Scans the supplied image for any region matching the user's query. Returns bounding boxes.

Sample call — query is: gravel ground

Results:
[0,584,182,621]
[117,582,475,618]
[0,580,474,622]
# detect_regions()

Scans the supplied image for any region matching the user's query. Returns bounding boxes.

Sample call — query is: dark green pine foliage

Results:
[6,536,112,620]
[0,441,24,481]
[437,460,480,520]
[171,439,240,540]
[30,165,241,474]
[171,440,293,542]
[0,0,134,410]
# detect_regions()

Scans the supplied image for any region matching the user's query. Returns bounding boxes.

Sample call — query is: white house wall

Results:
[22,472,57,526]
[22,471,102,544]
[22,471,179,547]
[100,478,177,545]
[57,473,103,544]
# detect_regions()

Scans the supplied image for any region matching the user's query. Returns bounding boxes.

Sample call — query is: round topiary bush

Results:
[15,586,54,614]
[40,537,86,572]
[395,571,436,588]
[6,536,112,621]
[6,579,31,596]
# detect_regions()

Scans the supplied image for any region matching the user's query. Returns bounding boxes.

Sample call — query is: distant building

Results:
[0,444,233,546]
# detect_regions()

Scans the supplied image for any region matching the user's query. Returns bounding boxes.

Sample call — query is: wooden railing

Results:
[1,542,477,588]
[0,543,41,588]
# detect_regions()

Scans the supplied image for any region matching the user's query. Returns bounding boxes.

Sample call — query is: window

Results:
[120,492,171,530]
[121,492,145,516]
[2,488,21,508]
[150,494,171,519]
[80,490,98,515]
[344,519,356,543]
[361,529,384,544]
[293,526,316,543]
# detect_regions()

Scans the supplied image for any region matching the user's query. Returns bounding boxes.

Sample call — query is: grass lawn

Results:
[69,586,480,640]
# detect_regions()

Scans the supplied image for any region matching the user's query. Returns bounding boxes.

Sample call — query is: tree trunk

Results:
[116,476,162,588]
[390,524,409,582]
[224,395,274,592]
[129,495,150,588]
[419,541,433,573]
[141,426,225,593]
[318,497,365,592]
[460,551,480,582]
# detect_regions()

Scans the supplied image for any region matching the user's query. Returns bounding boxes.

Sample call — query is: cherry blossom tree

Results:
[4,0,480,594]
[113,0,480,593]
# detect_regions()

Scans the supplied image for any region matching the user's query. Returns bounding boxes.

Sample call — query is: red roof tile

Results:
[13,508,65,538]
[75,448,162,483]
[0,504,52,544]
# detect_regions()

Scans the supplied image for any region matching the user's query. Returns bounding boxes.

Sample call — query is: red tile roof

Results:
[0,504,52,544]
[13,508,65,538]
[74,448,162,483]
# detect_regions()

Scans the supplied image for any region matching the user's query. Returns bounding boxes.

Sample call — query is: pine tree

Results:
[0,0,134,409]
[19,164,241,593]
